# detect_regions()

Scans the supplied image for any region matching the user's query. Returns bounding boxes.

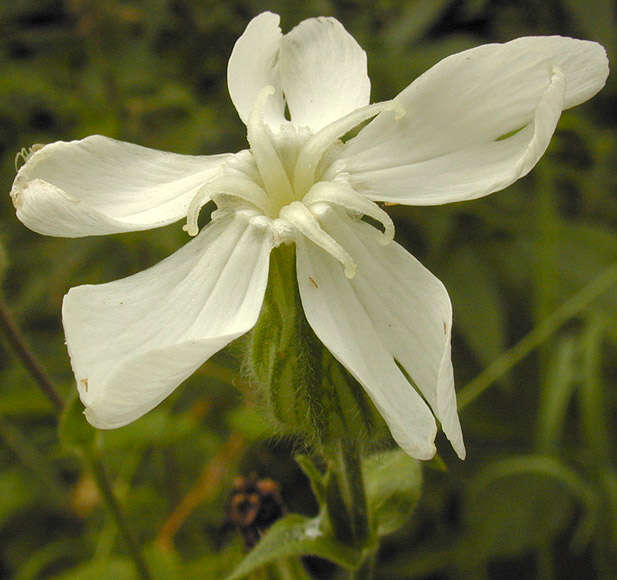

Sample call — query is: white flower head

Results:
[10,12,608,460]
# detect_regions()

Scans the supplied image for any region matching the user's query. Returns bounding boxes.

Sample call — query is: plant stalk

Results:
[88,452,152,580]
[0,296,64,411]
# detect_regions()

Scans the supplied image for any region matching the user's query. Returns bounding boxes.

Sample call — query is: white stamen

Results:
[303,181,395,245]
[279,201,357,278]
[293,100,406,196]
[14,143,45,172]
[246,86,294,206]
[183,176,269,236]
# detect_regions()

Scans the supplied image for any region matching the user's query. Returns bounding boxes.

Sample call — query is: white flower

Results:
[10,12,608,460]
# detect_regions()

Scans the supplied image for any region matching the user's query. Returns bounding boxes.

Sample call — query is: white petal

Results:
[296,208,443,460]
[11,135,234,237]
[311,209,464,457]
[338,36,608,204]
[227,12,286,128]
[279,17,370,132]
[62,213,273,428]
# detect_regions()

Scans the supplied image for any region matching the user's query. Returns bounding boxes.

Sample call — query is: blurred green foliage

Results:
[1,0,616,578]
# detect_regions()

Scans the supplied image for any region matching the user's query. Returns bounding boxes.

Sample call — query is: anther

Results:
[303,181,394,245]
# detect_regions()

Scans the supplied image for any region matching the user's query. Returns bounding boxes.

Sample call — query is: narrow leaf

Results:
[226,514,363,580]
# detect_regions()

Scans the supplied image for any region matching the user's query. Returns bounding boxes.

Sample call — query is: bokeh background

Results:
[1,1,616,578]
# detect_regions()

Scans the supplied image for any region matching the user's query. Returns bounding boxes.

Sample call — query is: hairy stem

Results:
[324,439,373,578]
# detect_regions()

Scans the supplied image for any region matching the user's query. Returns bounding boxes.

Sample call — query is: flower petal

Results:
[62,212,273,428]
[279,17,370,132]
[227,11,286,128]
[337,36,608,204]
[296,208,449,460]
[10,135,233,237]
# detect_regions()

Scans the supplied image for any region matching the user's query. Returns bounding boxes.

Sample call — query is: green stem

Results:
[324,439,372,578]
[352,552,376,580]
[0,296,64,411]
[458,259,617,409]
[87,452,152,580]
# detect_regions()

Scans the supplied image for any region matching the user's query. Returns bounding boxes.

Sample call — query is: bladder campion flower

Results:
[10,12,608,460]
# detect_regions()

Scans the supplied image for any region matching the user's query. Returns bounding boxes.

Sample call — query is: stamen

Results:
[246,86,294,206]
[14,144,45,171]
[279,201,357,278]
[183,176,269,236]
[293,100,406,196]
[303,181,395,245]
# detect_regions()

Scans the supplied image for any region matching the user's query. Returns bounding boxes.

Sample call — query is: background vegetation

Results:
[1,0,616,578]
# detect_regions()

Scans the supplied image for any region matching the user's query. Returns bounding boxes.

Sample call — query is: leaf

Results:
[144,543,182,580]
[461,455,596,563]
[226,514,363,580]
[0,468,37,529]
[384,0,452,46]
[535,335,579,452]
[443,247,507,373]
[49,558,135,580]
[555,223,617,312]
[295,454,326,504]
[14,540,80,580]
[363,449,422,536]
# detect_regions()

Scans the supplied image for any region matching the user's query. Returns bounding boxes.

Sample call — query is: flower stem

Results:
[352,553,376,580]
[87,451,152,580]
[324,439,372,576]
[0,296,64,412]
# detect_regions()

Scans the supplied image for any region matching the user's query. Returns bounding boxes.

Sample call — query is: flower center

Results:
[182,86,405,278]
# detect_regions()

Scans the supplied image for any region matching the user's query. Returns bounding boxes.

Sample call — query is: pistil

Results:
[303,181,394,244]
[293,100,406,197]
[279,202,357,278]
[183,175,270,236]
[246,86,295,209]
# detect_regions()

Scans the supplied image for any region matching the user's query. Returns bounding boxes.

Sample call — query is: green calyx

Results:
[245,244,387,447]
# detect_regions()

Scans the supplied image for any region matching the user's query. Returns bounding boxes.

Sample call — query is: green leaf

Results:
[144,543,182,580]
[461,455,597,563]
[14,540,80,580]
[384,0,452,46]
[363,449,422,536]
[0,468,37,529]
[535,335,579,452]
[443,247,507,373]
[58,393,96,455]
[226,514,363,580]
[295,454,326,505]
[49,557,135,580]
